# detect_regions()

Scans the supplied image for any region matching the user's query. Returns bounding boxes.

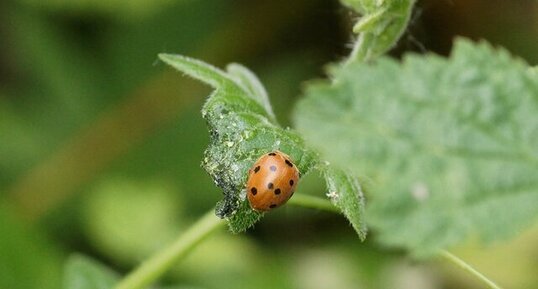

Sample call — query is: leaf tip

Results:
[355,223,368,241]
[157,53,176,65]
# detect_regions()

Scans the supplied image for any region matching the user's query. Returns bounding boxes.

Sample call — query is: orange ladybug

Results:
[246,150,300,212]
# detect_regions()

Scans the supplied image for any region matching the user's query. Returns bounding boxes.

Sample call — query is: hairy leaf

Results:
[322,165,367,240]
[159,55,367,237]
[295,39,538,256]
[63,255,118,289]
[159,54,319,233]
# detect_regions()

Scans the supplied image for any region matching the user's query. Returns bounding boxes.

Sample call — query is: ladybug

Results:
[246,150,300,212]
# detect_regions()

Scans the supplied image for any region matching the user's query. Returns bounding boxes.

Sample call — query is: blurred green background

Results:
[1,0,537,288]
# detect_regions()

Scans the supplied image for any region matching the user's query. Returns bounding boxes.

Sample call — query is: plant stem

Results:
[113,209,226,289]
[346,33,374,65]
[287,193,340,213]
[344,0,416,66]
[439,250,502,289]
[290,196,503,289]
[113,195,501,289]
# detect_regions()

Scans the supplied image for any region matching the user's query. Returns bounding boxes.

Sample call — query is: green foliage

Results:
[63,254,217,289]
[159,54,366,238]
[82,179,181,264]
[17,0,177,18]
[0,205,63,289]
[295,39,538,256]
[342,0,416,63]
[63,255,118,289]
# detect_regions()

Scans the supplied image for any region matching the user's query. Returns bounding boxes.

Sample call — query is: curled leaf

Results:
[159,54,318,233]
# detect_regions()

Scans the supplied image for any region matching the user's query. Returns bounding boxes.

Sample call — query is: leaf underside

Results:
[295,39,538,257]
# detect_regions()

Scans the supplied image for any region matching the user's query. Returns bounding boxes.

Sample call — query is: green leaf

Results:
[294,38,538,257]
[63,254,119,289]
[160,54,367,237]
[82,179,181,264]
[159,54,320,233]
[225,63,277,123]
[322,165,367,240]
[339,0,368,14]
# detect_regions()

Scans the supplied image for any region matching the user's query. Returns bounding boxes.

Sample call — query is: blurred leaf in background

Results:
[63,255,119,289]
[0,204,63,289]
[16,0,179,19]
[295,39,538,257]
[82,178,182,264]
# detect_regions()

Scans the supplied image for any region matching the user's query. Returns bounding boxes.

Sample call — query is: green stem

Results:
[439,250,503,289]
[287,193,340,213]
[113,195,501,289]
[346,33,374,65]
[344,0,416,66]
[289,196,503,289]
[113,209,226,289]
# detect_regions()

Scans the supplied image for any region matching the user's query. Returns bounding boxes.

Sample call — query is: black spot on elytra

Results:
[267,182,274,189]
[274,188,281,195]
[285,159,293,167]
[269,204,277,208]
[289,179,294,186]
[254,166,260,173]
[268,152,277,156]
[270,165,277,172]
[250,187,257,195]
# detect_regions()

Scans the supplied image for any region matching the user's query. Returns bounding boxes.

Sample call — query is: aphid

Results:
[246,150,300,211]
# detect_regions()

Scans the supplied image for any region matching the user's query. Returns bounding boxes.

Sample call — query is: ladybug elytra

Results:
[246,150,300,211]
